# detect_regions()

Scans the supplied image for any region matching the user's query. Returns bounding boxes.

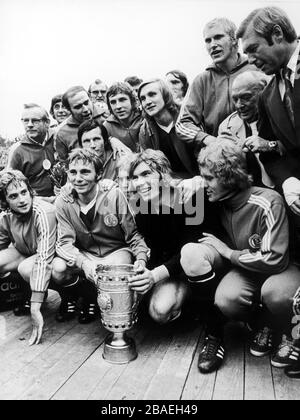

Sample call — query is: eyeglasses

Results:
[21,118,44,125]
[91,90,107,96]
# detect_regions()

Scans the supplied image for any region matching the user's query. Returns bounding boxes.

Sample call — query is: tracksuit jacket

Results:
[55,185,149,268]
[222,186,289,275]
[9,131,56,197]
[104,110,143,152]
[0,199,57,302]
[176,55,254,153]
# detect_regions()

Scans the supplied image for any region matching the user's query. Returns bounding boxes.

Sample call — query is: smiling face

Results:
[81,127,105,156]
[139,82,165,118]
[5,181,33,215]
[204,23,237,65]
[108,92,133,123]
[132,162,160,201]
[201,166,230,202]
[67,159,98,198]
[241,25,283,75]
[52,101,71,124]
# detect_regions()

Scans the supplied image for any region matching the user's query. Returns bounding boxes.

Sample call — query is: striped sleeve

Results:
[55,198,84,267]
[230,195,289,274]
[175,77,209,149]
[30,203,57,302]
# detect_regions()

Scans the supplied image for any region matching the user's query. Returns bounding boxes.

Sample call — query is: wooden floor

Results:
[0,290,299,400]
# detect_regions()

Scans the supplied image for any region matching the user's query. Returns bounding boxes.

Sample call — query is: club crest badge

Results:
[248,233,262,251]
[104,214,118,227]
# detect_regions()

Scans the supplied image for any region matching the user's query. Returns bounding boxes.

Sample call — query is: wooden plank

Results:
[272,366,300,400]
[244,352,275,400]
[181,327,216,400]
[142,323,201,400]
[102,322,178,400]
[53,324,144,400]
[0,290,78,385]
[0,321,105,400]
[0,318,79,386]
[212,322,244,400]
[0,289,59,343]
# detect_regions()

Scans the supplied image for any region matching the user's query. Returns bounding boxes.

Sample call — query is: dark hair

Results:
[138,79,179,119]
[0,170,34,209]
[236,7,297,45]
[62,86,87,111]
[124,76,143,87]
[77,119,111,152]
[67,148,104,177]
[128,149,172,184]
[106,82,137,115]
[50,94,63,117]
[198,138,252,191]
[165,70,189,96]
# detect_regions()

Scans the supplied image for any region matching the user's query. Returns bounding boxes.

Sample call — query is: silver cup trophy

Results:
[95,264,138,364]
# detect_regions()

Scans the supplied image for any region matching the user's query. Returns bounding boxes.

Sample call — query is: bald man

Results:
[218,70,279,188]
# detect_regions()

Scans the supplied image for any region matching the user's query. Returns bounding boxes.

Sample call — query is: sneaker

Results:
[250,326,274,357]
[271,335,300,368]
[78,302,99,324]
[285,354,300,378]
[198,334,225,374]
[13,300,31,316]
[55,299,77,322]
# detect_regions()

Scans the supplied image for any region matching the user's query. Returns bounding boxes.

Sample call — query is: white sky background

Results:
[0,0,299,138]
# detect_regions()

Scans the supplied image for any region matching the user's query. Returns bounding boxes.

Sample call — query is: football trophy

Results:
[95,264,138,364]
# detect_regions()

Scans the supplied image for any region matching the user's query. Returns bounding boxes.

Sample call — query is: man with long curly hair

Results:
[181,138,300,374]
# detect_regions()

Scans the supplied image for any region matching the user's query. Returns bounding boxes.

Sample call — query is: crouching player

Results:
[0,170,56,345]
[52,149,149,323]
[181,139,300,373]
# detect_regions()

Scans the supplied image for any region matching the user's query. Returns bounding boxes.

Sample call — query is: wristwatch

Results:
[268,141,278,151]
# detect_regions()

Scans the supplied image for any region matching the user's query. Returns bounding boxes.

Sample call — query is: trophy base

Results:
[103,334,137,364]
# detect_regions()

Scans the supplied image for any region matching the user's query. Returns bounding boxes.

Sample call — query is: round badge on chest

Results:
[248,233,262,251]
[104,214,118,227]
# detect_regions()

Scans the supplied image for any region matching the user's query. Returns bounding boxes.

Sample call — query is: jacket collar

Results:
[106,109,141,126]
[222,187,252,211]
[20,128,55,146]
[206,53,249,74]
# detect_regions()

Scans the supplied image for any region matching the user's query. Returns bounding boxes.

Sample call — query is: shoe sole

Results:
[285,371,300,378]
[271,360,291,368]
[250,349,272,357]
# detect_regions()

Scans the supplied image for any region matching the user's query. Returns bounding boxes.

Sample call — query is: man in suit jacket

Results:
[237,5,300,379]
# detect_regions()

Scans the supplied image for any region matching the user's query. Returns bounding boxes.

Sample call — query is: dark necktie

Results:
[283,67,295,126]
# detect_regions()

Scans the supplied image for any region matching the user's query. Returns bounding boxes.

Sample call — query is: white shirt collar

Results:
[283,41,300,86]
[156,121,174,133]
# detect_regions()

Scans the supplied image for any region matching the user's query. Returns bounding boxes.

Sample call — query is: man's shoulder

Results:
[102,185,124,201]
[261,75,277,99]
[55,195,71,211]
[220,111,241,127]
[249,186,285,207]
[56,116,79,138]
[32,198,56,217]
